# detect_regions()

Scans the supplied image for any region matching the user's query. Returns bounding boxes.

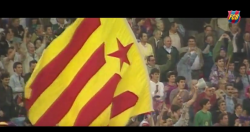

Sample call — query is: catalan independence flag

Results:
[25,18,153,126]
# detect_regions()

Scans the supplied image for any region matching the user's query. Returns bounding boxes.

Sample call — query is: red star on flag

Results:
[108,38,133,70]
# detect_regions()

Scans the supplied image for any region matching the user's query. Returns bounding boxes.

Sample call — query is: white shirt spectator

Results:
[9,72,25,98]
[20,42,46,74]
[150,80,164,99]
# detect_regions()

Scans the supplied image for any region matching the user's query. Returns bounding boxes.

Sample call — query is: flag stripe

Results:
[74,74,121,126]
[26,18,101,110]
[24,18,85,100]
[34,44,106,126]
[110,91,138,119]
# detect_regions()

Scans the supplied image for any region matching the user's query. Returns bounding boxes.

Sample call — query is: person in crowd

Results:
[233,88,243,105]
[126,116,140,126]
[212,48,228,69]
[31,25,44,43]
[2,47,22,75]
[178,36,204,85]
[194,86,217,113]
[139,114,153,126]
[34,38,43,50]
[196,25,217,50]
[241,32,250,60]
[137,32,154,60]
[211,99,232,124]
[0,30,14,57]
[210,56,234,86]
[146,55,172,79]
[229,104,243,126]
[0,72,16,122]
[202,35,215,80]
[156,104,172,126]
[239,116,250,126]
[238,18,249,33]
[213,33,233,62]
[171,84,198,126]
[224,85,235,114]
[19,41,41,75]
[159,114,173,126]
[164,71,177,105]
[156,36,179,82]
[169,76,190,103]
[194,98,212,126]
[28,18,40,34]
[163,22,184,51]
[214,79,227,99]
[243,88,250,116]
[134,18,146,36]
[132,25,141,42]
[188,79,199,125]
[52,18,68,37]
[45,25,55,45]
[228,23,243,63]
[147,29,163,57]
[8,62,24,97]
[14,94,25,117]
[10,18,24,39]
[227,62,237,77]
[170,105,181,124]
[150,68,164,115]
[162,18,185,37]
[24,60,37,84]
[235,64,250,99]
[213,113,229,126]
[143,18,155,37]
[161,18,181,34]
[242,58,250,75]
[156,20,165,35]
[20,28,45,74]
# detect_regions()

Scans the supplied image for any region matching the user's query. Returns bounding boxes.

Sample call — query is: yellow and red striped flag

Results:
[25,18,153,126]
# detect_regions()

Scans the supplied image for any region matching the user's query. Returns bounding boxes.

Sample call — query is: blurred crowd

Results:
[0,18,250,126]
[0,18,75,126]
[127,18,250,126]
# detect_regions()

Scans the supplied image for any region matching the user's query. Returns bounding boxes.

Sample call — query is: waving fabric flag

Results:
[25,18,153,126]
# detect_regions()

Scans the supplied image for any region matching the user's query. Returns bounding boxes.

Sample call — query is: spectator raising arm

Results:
[213,34,233,61]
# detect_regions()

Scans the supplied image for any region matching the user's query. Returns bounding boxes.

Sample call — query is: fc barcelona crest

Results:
[227,10,241,24]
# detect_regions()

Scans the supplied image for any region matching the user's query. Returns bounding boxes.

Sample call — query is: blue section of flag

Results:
[231,11,236,15]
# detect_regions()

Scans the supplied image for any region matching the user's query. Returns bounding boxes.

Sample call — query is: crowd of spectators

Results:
[0,18,74,126]
[127,18,250,126]
[0,18,250,126]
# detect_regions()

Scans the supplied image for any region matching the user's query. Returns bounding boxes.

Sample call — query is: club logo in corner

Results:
[227,10,241,24]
